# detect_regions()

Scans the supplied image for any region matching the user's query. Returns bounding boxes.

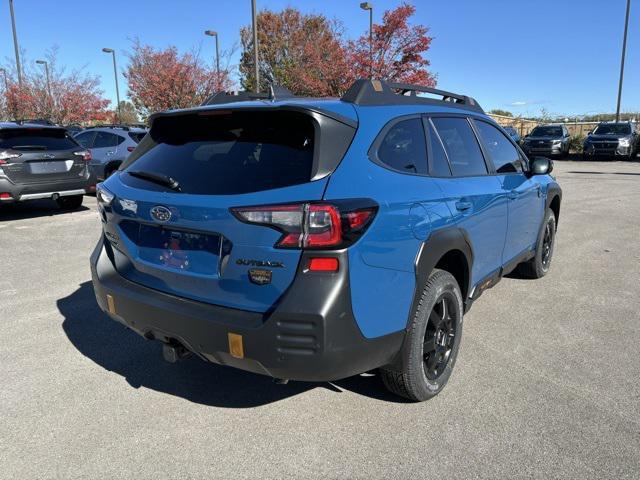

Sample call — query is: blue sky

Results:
[1,0,638,116]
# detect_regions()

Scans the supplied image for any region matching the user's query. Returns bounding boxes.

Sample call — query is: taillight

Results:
[96,185,114,206]
[127,146,135,153]
[74,150,92,161]
[0,151,22,165]
[231,200,377,249]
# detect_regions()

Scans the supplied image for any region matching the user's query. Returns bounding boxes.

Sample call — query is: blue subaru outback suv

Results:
[91,79,561,401]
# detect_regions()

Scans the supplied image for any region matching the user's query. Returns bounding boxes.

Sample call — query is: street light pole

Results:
[9,0,23,86]
[251,0,260,92]
[102,48,121,124]
[360,3,373,78]
[35,60,52,110]
[204,30,220,89]
[615,0,631,122]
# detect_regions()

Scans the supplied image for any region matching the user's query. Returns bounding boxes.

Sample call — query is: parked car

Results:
[74,125,147,182]
[582,121,638,160]
[503,125,521,144]
[522,124,570,158]
[91,79,561,402]
[0,122,91,209]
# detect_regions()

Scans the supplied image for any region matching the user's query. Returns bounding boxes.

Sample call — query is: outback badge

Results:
[249,268,272,286]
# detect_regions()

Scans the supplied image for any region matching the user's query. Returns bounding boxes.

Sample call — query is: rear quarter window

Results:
[376,118,428,174]
[121,110,317,195]
[128,132,146,143]
[0,129,79,150]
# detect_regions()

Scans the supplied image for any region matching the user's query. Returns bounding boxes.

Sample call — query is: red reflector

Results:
[127,146,135,152]
[0,193,12,199]
[308,257,339,272]
[346,210,374,229]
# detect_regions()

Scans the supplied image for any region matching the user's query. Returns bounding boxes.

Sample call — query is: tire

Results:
[380,269,464,402]
[517,209,556,279]
[56,194,84,211]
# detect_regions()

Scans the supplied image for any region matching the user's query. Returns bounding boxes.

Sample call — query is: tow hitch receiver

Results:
[162,343,191,363]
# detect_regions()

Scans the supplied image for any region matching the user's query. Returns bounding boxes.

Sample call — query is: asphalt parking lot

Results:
[1,160,639,479]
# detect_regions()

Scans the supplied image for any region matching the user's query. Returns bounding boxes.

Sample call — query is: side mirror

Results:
[587,130,593,135]
[529,156,553,176]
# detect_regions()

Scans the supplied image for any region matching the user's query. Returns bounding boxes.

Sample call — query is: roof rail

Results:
[202,84,295,106]
[89,123,147,130]
[12,118,57,126]
[340,79,484,113]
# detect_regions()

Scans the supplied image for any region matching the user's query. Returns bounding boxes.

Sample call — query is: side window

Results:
[431,117,487,176]
[426,120,451,176]
[377,118,428,174]
[473,120,523,174]
[93,132,123,149]
[74,131,95,148]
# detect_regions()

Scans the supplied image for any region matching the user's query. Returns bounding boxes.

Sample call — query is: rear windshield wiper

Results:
[11,145,47,150]
[128,170,181,192]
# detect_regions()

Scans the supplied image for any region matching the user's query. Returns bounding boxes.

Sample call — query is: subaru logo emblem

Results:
[150,205,172,222]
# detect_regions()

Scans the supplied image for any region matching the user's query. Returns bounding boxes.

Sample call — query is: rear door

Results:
[0,128,87,184]
[427,116,508,287]
[100,108,355,312]
[92,131,125,164]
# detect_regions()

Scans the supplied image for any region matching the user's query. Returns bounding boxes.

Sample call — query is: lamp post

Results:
[102,48,121,124]
[615,0,631,122]
[360,2,373,78]
[204,30,220,89]
[9,0,22,86]
[251,0,260,92]
[35,60,52,101]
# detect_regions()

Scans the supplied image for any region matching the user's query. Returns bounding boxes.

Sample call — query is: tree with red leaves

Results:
[239,8,350,96]
[347,3,436,86]
[2,51,110,124]
[239,4,435,96]
[125,40,232,118]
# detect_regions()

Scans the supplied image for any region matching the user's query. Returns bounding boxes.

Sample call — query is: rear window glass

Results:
[0,129,79,151]
[128,132,146,143]
[122,111,315,195]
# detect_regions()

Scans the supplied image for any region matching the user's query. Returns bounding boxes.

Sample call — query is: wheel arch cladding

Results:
[549,193,561,227]
[410,228,472,328]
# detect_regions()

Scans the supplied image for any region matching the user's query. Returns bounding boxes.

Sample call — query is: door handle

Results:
[507,190,519,200]
[455,201,472,212]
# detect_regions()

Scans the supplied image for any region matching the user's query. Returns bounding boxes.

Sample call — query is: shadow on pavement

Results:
[58,281,405,407]
[0,198,90,221]
[566,171,640,176]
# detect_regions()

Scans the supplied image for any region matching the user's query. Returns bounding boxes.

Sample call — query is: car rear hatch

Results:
[99,106,356,312]
[0,127,87,184]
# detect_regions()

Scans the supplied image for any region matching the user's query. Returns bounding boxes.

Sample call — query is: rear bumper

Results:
[90,237,404,382]
[0,175,91,203]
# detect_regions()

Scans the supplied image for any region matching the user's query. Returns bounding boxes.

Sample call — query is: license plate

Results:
[29,160,74,174]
